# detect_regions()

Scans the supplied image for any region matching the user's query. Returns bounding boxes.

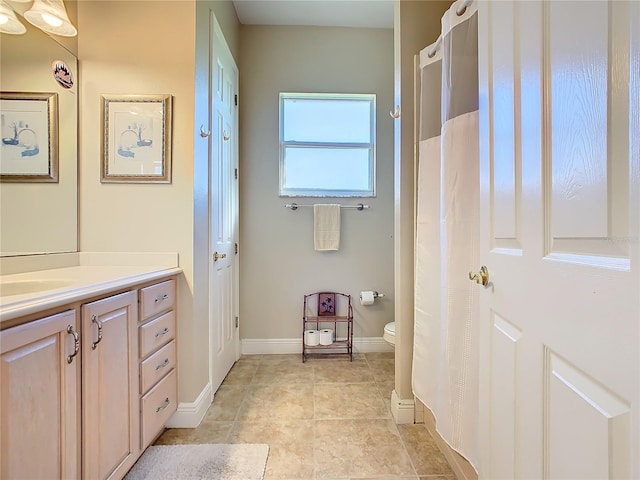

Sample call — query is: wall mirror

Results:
[0,5,78,257]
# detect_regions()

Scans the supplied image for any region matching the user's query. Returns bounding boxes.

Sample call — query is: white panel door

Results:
[209,13,239,394]
[478,1,639,478]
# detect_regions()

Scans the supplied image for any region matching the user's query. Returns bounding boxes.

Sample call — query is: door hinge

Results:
[234,243,238,254]
[235,316,239,328]
[234,94,238,107]
[234,167,238,180]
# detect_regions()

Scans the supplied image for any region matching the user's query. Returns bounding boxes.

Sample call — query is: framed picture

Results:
[318,292,336,316]
[101,94,172,183]
[0,92,58,182]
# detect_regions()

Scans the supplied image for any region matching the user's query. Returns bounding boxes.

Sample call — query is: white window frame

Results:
[279,92,376,197]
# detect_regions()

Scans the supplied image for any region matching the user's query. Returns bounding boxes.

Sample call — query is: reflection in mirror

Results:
[0,17,78,256]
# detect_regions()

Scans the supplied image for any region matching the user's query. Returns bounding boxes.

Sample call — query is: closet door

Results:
[477,1,639,478]
[209,12,239,394]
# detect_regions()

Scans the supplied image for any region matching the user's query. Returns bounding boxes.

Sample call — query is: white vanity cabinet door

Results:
[82,290,139,480]
[0,309,80,480]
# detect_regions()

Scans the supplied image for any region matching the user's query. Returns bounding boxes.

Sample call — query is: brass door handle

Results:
[469,265,489,286]
[213,251,227,261]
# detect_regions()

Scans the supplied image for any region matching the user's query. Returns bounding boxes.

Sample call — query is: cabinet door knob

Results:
[91,315,103,350]
[66,324,80,364]
[156,397,170,413]
[155,358,170,371]
[155,327,170,338]
[154,294,169,303]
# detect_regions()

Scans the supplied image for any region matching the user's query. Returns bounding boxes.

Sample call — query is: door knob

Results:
[469,265,489,286]
[213,251,227,261]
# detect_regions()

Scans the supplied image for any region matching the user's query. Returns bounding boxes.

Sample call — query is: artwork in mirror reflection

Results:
[0,20,78,256]
[101,94,172,183]
[0,92,58,182]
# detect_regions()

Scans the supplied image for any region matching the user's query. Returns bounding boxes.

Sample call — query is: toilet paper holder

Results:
[359,290,384,306]
[361,291,384,299]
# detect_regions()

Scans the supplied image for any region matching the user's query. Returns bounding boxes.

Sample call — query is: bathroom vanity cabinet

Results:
[138,279,177,450]
[82,290,139,480]
[0,271,179,480]
[0,309,80,479]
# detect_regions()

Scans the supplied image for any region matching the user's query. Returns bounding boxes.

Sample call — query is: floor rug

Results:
[124,444,270,480]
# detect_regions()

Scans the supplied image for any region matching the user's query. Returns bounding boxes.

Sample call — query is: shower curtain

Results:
[412,0,479,469]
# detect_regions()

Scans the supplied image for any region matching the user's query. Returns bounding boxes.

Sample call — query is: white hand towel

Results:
[314,204,341,251]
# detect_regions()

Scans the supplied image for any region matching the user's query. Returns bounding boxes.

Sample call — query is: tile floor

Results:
[155,352,457,480]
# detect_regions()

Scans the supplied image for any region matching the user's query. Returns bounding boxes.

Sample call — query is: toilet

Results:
[383,321,395,346]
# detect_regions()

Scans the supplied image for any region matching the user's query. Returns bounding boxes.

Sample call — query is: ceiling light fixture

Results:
[24,0,76,37]
[0,0,26,34]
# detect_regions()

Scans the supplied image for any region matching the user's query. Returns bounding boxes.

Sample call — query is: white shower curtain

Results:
[412,0,479,470]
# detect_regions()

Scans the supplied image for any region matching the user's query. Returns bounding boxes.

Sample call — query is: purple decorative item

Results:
[52,60,73,89]
[318,293,336,316]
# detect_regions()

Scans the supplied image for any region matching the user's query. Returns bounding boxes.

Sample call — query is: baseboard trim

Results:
[165,382,212,428]
[390,389,415,424]
[240,337,393,355]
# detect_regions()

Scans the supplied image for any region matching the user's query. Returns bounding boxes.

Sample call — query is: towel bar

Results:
[285,203,369,211]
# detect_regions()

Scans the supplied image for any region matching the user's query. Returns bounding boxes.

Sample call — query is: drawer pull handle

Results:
[154,294,169,303]
[91,315,103,350]
[66,324,80,364]
[156,397,170,413]
[155,327,170,338]
[156,358,170,371]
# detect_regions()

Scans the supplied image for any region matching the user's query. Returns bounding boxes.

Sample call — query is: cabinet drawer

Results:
[140,279,176,321]
[141,369,177,449]
[139,311,175,359]
[140,340,176,395]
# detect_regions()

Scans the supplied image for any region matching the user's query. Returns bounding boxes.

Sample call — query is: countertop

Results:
[0,264,182,324]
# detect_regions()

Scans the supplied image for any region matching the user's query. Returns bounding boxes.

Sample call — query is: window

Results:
[279,93,376,197]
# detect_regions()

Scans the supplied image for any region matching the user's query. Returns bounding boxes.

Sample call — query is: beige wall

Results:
[393,0,452,401]
[239,25,395,341]
[78,0,239,404]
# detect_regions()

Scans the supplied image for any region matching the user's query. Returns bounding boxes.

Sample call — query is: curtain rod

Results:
[285,203,369,211]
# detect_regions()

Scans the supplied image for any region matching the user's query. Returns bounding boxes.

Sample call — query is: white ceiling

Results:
[232,0,394,29]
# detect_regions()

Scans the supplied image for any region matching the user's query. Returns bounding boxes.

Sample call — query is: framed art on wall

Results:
[101,94,172,183]
[0,92,58,182]
[318,292,336,316]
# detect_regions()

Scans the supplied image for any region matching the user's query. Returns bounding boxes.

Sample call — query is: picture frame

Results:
[101,94,172,183]
[318,292,336,316]
[0,92,58,182]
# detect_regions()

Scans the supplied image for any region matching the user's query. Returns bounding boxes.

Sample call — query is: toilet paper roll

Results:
[319,329,334,346]
[360,290,375,306]
[304,330,320,346]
